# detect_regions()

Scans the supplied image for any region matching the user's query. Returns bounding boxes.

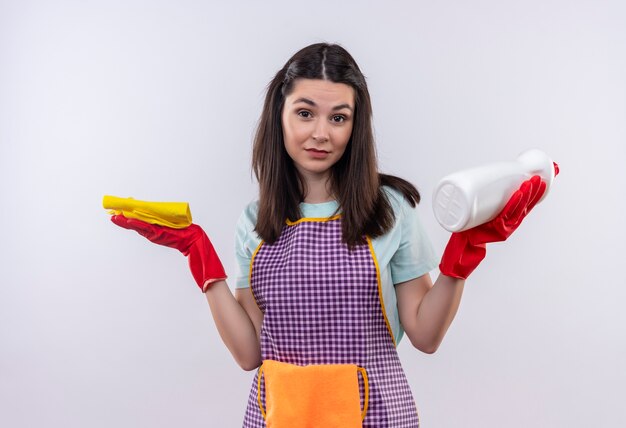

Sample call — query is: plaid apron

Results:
[242,217,420,427]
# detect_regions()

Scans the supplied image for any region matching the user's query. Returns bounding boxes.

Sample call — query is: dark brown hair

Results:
[252,43,420,247]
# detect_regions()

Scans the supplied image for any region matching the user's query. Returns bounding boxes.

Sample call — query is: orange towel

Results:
[258,359,368,428]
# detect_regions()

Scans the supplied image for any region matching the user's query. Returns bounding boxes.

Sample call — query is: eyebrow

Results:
[293,97,354,112]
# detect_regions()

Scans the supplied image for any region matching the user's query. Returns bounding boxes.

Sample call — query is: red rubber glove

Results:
[439,175,548,279]
[111,215,227,292]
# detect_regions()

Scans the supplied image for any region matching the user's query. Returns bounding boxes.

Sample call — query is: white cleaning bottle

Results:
[432,148,558,232]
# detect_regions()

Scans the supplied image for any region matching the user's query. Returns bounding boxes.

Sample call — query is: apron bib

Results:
[242,217,420,427]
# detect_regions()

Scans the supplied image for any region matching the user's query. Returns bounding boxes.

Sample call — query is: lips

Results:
[305,148,330,159]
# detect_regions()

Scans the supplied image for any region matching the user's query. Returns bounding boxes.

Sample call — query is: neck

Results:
[301,174,334,203]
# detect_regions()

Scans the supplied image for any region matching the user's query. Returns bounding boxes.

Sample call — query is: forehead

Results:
[285,79,355,106]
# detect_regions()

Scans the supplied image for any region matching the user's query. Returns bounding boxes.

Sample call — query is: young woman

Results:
[111,43,546,427]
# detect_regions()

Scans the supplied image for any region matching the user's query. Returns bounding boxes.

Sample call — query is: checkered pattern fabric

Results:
[242,218,420,427]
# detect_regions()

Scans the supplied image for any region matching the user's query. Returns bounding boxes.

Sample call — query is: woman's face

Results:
[282,78,355,183]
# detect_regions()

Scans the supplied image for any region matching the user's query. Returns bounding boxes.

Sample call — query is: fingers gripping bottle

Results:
[433,149,559,232]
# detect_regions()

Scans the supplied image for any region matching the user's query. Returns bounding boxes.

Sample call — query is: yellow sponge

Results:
[102,195,192,229]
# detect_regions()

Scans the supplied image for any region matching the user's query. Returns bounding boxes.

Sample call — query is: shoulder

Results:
[238,199,259,224]
[382,185,406,204]
[381,185,413,220]
[235,199,260,240]
[234,200,263,288]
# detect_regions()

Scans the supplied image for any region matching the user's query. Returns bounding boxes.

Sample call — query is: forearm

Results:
[204,281,261,370]
[412,274,465,353]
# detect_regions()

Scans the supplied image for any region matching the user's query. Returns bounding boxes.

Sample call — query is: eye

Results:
[332,115,346,123]
[298,110,312,118]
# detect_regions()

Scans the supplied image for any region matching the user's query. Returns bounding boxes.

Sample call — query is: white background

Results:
[1,1,625,427]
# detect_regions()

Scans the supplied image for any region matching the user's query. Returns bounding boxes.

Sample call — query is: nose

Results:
[312,119,329,142]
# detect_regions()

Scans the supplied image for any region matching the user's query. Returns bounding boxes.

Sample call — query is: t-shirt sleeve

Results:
[388,190,438,285]
[234,201,260,289]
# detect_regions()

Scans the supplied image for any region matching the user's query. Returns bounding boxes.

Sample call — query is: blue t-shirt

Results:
[234,186,438,345]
